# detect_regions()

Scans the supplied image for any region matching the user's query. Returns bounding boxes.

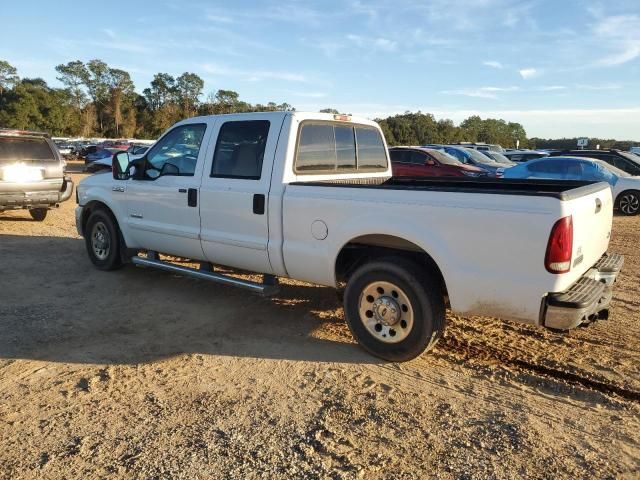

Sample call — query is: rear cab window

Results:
[0,136,56,165]
[294,121,388,174]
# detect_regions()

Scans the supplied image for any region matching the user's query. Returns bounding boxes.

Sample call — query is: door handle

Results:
[178,188,187,193]
[253,194,265,215]
[188,188,198,207]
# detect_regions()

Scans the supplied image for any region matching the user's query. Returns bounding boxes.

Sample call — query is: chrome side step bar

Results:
[131,255,280,296]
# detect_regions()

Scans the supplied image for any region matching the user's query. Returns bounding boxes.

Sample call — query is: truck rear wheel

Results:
[29,208,48,221]
[343,258,445,362]
[85,209,123,270]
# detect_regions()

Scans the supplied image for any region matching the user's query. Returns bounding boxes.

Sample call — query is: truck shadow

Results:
[0,234,380,365]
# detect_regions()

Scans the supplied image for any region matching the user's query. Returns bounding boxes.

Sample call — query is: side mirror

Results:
[113,152,130,180]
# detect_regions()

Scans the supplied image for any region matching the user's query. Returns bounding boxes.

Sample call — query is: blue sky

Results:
[2,0,640,138]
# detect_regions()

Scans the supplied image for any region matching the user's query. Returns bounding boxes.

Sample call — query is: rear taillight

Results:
[545,216,573,274]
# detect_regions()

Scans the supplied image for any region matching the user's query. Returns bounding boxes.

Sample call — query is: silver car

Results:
[0,129,74,221]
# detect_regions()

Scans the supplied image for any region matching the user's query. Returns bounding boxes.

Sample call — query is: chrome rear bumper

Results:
[543,253,624,330]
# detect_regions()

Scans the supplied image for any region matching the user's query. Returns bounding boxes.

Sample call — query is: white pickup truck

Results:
[75,112,623,361]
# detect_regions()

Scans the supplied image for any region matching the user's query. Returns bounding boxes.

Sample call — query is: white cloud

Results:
[90,40,153,54]
[290,92,328,98]
[206,14,234,24]
[577,83,623,91]
[202,63,308,83]
[346,34,397,52]
[518,68,539,79]
[538,85,566,91]
[483,60,503,69]
[594,15,640,66]
[441,86,519,99]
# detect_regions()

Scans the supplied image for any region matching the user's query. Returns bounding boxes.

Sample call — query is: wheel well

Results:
[81,201,116,236]
[335,234,449,305]
[615,189,640,204]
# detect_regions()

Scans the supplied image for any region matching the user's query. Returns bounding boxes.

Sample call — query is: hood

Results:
[459,163,485,173]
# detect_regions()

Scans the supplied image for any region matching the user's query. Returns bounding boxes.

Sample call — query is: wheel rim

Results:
[620,194,640,214]
[91,221,111,260]
[358,281,414,344]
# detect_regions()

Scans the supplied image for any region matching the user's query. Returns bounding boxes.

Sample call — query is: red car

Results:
[389,147,487,177]
[112,140,130,150]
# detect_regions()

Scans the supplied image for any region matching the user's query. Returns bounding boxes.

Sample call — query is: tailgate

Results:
[560,182,612,287]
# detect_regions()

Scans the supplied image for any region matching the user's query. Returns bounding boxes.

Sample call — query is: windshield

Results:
[486,152,513,164]
[595,159,630,177]
[619,151,640,164]
[423,148,462,166]
[0,136,56,164]
[462,147,499,165]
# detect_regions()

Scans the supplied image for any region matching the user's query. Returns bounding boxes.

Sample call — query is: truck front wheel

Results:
[85,209,123,270]
[343,258,445,362]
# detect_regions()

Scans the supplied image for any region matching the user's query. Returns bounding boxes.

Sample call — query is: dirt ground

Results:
[1,169,639,479]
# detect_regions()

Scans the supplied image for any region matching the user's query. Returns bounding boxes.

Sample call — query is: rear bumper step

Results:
[131,255,280,296]
[543,252,623,330]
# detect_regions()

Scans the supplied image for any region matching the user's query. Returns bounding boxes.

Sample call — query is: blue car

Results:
[503,156,640,215]
[85,148,113,165]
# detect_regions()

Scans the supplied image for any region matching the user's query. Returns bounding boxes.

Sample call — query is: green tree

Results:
[175,72,204,118]
[107,68,135,136]
[143,73,176,110]
[0,60,19,96]
[81,59,111,132]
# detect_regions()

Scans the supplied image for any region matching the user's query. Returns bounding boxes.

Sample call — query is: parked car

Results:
[389,147,486,177]
[113,140,130,150]
[452,142,505,153]
[0,128,74,221]
[503,156,640,215]
[480,150,517,166]
[86,145,151,173]
[55,143,74,156]
[85,148,113,165]
[425,145,509,177]
[127,144,150,156]
[503,150,549,162]
[75,111,622,361]
[548,149,640,176]
[80,144,98,158]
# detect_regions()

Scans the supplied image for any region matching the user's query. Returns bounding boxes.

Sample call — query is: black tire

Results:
[29,208,48,221]
[343,257,445,362]
[84,209,123,270]
[617,191,640,216]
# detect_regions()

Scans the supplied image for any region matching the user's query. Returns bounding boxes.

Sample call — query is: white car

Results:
[75,112,622,361]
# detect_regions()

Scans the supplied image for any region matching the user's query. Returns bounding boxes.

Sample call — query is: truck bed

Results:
[291,177,607,201]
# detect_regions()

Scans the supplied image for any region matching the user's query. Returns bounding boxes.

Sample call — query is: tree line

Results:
[530,137,639,151]
[0,59,292,139]
[375,112,530,149]
[2,58,636,149]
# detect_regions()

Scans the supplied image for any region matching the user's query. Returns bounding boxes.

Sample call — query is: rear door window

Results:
[295,122,387,174]
[0,137,56,164]
[211,120,271,179]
